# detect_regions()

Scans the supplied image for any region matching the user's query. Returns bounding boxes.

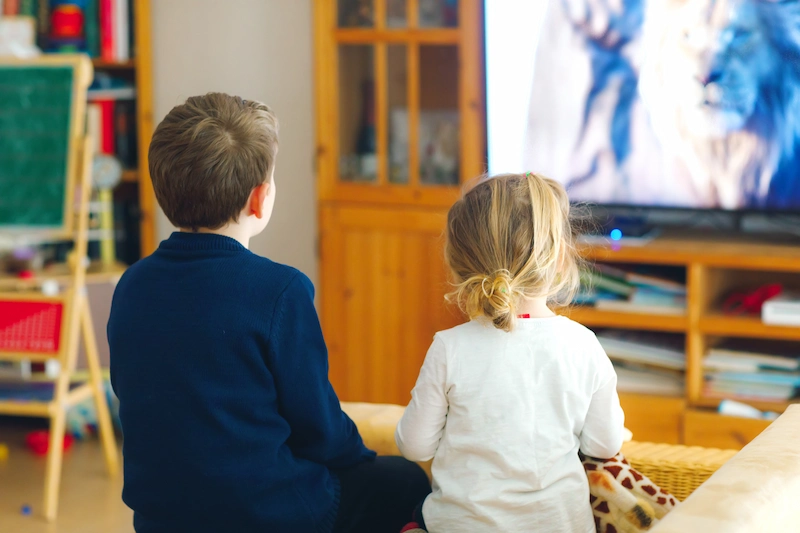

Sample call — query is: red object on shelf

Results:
[25,431,74,456]
[99,0,115,61]
[0,301,63,354]
[721,284,783,316]
[98,100,116,154]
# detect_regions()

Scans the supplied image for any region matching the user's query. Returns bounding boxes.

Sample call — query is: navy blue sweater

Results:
[108,232,374,533]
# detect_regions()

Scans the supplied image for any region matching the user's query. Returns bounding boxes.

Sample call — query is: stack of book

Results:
[579,265,687,315]
[596,329,686,396]
[86,73,137,168]
[1,0,133,61]
[704,340,800,402]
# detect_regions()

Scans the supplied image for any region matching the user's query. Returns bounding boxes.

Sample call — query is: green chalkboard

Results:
[0,65,74,228]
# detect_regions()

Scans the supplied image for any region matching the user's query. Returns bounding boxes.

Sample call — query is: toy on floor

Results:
[25,431,74,456]
[21,504,32,516]
[0,443,8,461]
[582,452,677,532]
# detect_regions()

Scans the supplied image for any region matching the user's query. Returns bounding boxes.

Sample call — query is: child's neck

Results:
[517,297,555,319]
[184,225,252,249]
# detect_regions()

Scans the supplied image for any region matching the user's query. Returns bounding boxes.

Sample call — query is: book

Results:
[3,0,19,15]
[114,0,128,60]
[613,362,684,395]
[580,269,635,297]
[114,99,137,168]
[86,102,102,155]
[706,371,800,387]
[762,292,800,327]
[100,0,114,61]
[594,299,686,316]
[85,0,100,57]
[706,339,800,371]
[88,86,136,100]
[629,287,687,308]
[0,360,32,381]
[594,264,686,294]
[19,0,35,17]
[36,0,47,48]
[98,99,115,154]
[596,330,686,370]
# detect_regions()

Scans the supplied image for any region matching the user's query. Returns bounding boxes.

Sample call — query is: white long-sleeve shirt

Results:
[396,316,624,533]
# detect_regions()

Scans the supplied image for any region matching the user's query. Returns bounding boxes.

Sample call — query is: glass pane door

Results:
[386,0,407,28]
[418,0,458,27]
[418,45,459,185]
[387,45,409,184]
[338,0,375,27]
[339,45,377,183]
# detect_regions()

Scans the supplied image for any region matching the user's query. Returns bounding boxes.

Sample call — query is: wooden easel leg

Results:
[43,409,66,521]
[80,299,119,477]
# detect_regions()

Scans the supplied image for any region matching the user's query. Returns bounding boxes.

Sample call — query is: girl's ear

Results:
[248,182,270,218]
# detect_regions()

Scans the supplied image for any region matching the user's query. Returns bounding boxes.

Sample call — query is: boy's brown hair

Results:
[149,92,279,231]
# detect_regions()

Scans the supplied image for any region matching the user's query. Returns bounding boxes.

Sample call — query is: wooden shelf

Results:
[560,307,688,332]
[581,236,800,271]
[122,169,138,183]
[92,59,136,70]
[334,28,460,44]
[0,261,127,291]
[693,395,797,415]
[699,313,800,341]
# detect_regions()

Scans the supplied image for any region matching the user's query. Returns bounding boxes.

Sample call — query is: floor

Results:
[0,422,132,533]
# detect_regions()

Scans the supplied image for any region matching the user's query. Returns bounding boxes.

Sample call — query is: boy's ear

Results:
[248,182,270,219]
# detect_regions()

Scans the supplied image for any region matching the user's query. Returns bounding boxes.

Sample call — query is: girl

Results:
[396,173,625,532]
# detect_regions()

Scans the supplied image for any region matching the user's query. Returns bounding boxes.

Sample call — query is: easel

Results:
[0,54,118,521]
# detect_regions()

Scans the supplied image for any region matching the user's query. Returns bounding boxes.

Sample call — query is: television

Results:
[485,0,800,219]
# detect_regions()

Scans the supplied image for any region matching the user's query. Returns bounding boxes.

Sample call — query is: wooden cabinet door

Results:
[320,204,462,404]
[683,410,772,450]
[619,393,685,444]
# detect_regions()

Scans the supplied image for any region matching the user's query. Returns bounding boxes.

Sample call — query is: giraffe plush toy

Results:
[581,452,678,533]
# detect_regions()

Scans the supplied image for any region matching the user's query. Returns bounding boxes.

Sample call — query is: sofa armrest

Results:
[653,405,800,532]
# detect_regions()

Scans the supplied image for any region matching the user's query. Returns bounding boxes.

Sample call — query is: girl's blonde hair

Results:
[445,172,581,332]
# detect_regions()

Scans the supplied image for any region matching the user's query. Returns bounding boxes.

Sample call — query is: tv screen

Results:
[485,0,800,211]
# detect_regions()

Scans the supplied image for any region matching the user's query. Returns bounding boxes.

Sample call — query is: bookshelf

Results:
[573,236,800,448]
[1,0,156,265]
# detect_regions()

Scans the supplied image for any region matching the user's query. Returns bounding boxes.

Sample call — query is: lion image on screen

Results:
[524,0,800,210]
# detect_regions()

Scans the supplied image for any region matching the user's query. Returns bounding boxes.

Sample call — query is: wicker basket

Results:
[622,441,738,501]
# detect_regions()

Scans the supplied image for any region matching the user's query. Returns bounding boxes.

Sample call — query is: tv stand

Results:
[567,236,800,447]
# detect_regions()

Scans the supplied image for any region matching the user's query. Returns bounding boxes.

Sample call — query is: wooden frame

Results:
[133,0,157,256]
[0,54,92,236]
[0,59,119,520]
[315,0,486,207]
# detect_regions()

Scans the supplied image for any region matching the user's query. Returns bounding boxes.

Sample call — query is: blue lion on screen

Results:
[531,0,800,210]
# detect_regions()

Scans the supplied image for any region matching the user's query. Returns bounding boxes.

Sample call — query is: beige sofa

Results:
[342,402,800,531]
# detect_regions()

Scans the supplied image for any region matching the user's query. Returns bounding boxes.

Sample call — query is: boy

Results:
[108,93,430,533]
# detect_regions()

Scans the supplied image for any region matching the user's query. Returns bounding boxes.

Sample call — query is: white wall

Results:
[150,0,317,282]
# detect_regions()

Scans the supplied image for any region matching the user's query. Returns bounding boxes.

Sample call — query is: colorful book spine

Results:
[114,0,128,60]
[3,0,20,15]
[580,269,635,297]
[36,0,47,47]
[99,0,114,61]
[114,100,137,167]
[85,0,99,56]
[86,102,102,155]
[98,99,115,154]
[19,0,36,16]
